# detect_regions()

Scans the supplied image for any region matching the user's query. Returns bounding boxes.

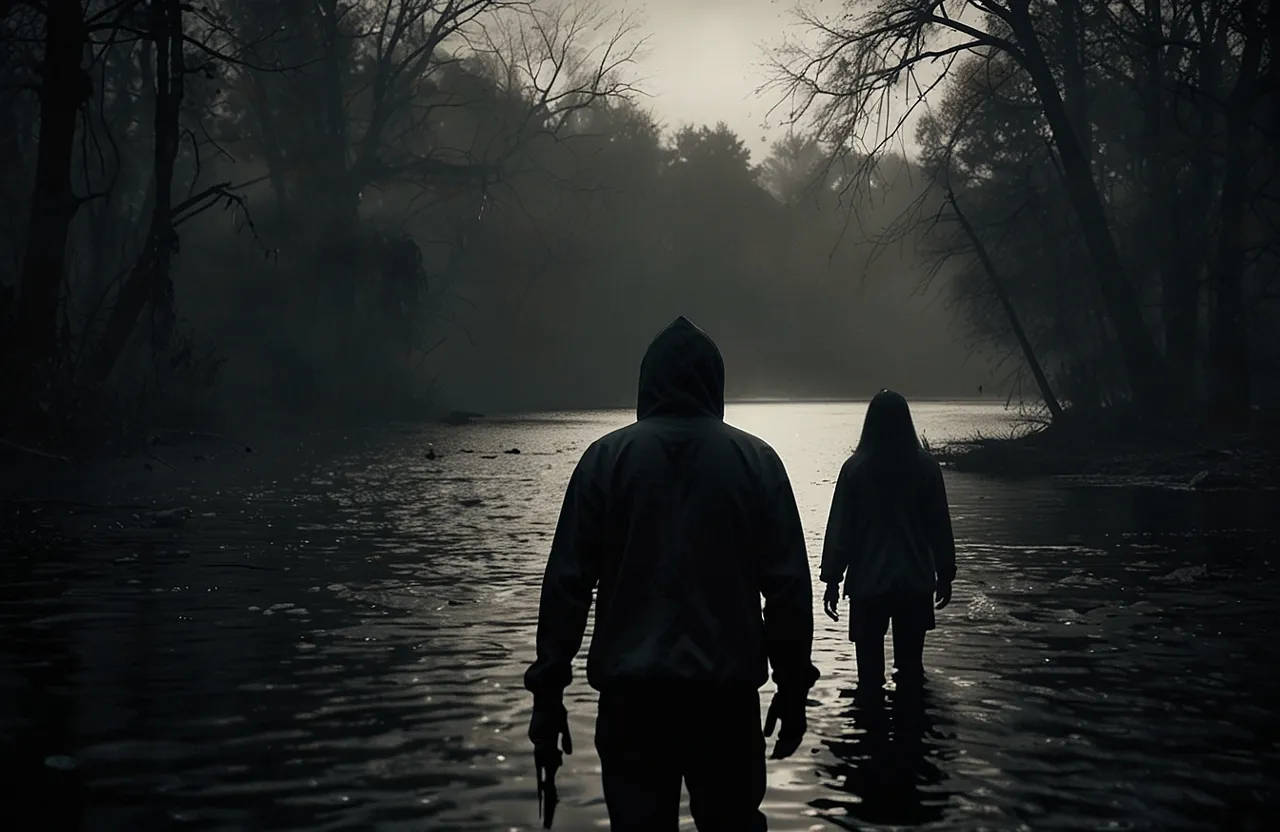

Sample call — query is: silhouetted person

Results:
[819,389,956,691]
[524,316,820,831]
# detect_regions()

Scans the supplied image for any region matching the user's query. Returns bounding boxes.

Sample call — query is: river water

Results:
[2,402,1279,831]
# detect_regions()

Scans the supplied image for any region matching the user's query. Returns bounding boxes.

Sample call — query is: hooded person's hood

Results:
[636,316,725,420]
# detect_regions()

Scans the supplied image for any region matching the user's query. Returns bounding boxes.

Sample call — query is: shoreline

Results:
[933,422,1280,489]
[8,407,1279,507]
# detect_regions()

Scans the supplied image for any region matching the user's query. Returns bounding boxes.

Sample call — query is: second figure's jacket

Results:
[819,449,957,598]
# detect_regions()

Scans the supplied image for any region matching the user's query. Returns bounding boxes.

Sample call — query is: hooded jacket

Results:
[818,449,957,599]
[524,316,819,704]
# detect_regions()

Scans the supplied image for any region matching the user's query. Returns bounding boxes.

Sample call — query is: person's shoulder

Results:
[916,447,944,476]
[580,422,636,460]
[836,450,866,480]
[840,451,863,472]
[721,422,783,463]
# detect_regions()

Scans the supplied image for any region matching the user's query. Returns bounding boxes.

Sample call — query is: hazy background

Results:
[5,0,1274,444]
[618,0,798,159]
[0,0,1101,440]
[621,0,935,160]
[419,0,978,415]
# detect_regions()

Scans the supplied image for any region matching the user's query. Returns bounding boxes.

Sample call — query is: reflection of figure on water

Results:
[523,316,820,830]
[819,389,957,691]
[813,685,953,828]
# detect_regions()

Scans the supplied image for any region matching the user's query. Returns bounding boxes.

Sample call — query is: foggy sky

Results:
[617,0,933,162]
[415,2,991,415]
[617,0,792,159]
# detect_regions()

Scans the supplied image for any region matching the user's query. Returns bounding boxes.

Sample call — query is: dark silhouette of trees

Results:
[771,0,1280,425]
[1,0,993,450]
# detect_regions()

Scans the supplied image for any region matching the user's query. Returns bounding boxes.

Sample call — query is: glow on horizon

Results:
[609,0,939,162]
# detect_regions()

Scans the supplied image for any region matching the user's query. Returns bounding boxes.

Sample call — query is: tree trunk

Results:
[317,0,359,238]
[1157,0,1225,403]
[244,76,291,216]
[1208,0,1265,426]
[89,0,184,385]
[1057,0,1092,166]
[1139,0,1197,403]
[1006,0,1172,412]
[948,191,1065,421]
[12,0,89,369]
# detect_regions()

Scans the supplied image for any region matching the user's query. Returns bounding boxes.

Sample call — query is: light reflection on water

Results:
[1,402,1278,831]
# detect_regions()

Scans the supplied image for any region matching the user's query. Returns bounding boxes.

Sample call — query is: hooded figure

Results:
[525,316,819,832]
[819,390,957,691]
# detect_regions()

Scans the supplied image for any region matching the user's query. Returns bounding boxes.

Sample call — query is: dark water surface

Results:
[2,403,1279,831]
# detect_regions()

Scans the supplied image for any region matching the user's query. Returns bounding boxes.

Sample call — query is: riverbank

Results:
[934,416,1280,488]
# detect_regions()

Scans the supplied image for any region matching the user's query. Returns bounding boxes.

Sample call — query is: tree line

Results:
[0,0,642,443]
[2,0,994,447]
[774,0,1279,428]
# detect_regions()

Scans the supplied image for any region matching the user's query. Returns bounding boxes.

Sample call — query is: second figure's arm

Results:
[924,457,956,608]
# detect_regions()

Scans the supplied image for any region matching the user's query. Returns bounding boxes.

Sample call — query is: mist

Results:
[0,0,993,442]
[3,3,1279,829]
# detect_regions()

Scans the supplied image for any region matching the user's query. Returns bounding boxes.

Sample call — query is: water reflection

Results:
[813,685,954,829]
[2,404,1278,831]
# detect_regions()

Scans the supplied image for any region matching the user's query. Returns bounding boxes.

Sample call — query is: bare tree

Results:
[10,0,92,376]
[766,0,1175,412]
[89,0,188,386]
[214,0,642,237]
[945,188,1063,419]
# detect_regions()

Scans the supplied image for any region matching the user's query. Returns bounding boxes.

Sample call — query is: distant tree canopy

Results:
[423,113,983,414]
[0,0,988,441]
[776,0,1280,423]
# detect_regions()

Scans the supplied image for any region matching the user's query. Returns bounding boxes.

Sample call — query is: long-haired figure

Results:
[819,390,957,689]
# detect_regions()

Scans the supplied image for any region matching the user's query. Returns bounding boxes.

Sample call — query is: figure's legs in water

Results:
[684,690,767,832]
[852,595,892,692]
[599,763,682,832]
[596,690,683,832]
[598,763,682,832]
[891,625,926,685]
[855,638,887,691]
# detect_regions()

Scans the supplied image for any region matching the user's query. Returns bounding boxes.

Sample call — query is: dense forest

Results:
[0,0,994,450]
[2,0,1276,455]
[775,0,1279,429]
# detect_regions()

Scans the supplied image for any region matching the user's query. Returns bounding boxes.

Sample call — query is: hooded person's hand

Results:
[528,699,573,758]
[935,581,952,610]
[823,582,841,621]
[763,688,807,760]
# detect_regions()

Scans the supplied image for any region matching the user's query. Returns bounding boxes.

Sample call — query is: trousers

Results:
[848,591,935,687]
[594,683,768,832]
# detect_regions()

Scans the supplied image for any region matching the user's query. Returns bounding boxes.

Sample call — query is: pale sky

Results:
[609,0,937,164]
[616,0,803,161]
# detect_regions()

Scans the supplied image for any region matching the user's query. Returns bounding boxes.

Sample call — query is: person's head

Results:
[857,389,921,461]
[636,316,725,420]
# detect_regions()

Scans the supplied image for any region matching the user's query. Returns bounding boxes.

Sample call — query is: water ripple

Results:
[2,403,1278,831]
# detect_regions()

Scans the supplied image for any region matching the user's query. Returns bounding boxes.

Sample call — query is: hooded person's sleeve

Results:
[524,450,604,707]
[923,457,957,584]
[819,460,856,586]
[759,450,820,695]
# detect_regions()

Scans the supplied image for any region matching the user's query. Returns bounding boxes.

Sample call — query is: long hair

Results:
[855,389,922,500]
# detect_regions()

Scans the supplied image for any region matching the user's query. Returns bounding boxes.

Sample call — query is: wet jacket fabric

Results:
[524,316,819,704]
[819,450,956,599]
